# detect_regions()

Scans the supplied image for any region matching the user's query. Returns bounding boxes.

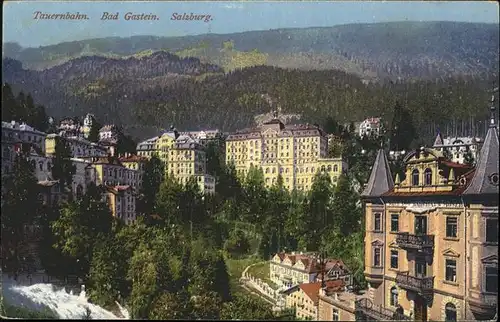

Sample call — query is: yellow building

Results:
[318,289,358,321]
[226,117,347,191]
[270,252,352,289]
[357,106,498,321]
[119,154,148,190]
[136,136,160,158]
[136,129,215,194]
[105,185,137,224]
[285,280,346,320]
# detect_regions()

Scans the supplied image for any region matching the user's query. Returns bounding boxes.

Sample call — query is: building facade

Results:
[45,134,108,158]
[138,128,215,194]
[105,185,137,225]
[226,118,347,191]
[358,117,382,138]
[270,252,352,289]
[357,107,498,321]
[432,132,483,165]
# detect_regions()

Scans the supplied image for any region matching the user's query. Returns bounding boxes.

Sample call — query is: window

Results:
[485,218,498,243]
[485,266,498,293]
[424,168,432,185]
[332,308,339,321]
[391,214,399,232]
[446,217,458,238]
[412,169,419,186]
[390,250,399,269]
[445,259,457,282]
[374,213,382,231]
[390,287,398,306]
[445,303,457,322]
[374,248,381,267]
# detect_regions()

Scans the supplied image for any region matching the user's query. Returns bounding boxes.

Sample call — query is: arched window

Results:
[424,168,432,186]
[412,169,420,186]
[266,168,270,174]
[445,303,457,321]
[333,165,338,172]
[327,165,332,172]
[390,287,398,306]
[321,166,326,171]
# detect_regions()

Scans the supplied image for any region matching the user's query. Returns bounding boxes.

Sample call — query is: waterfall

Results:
[2,275,129,319]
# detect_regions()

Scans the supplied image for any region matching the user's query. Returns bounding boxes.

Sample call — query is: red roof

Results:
[299,282,322,304]
[441,160,473,169]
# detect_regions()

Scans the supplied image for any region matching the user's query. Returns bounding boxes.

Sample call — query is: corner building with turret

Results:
[357,107,498,321]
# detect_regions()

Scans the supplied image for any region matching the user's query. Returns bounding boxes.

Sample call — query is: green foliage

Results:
[51,137,76,192]
[224,229,251,258]
[1,298,58,319]
[51,187,113,278]
[148,291,192,320]
[220,293,275,320]
[116,133,137,155]
[1,148,41,272]
[389,101,417,151]
[139,155,165,217]
[191,291,222,320]
[87,116,101,143]
[1,83,49,132]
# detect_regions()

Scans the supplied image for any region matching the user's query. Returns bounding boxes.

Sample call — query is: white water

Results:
[2,276,129,319]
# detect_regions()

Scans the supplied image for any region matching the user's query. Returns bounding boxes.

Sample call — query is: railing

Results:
[396,233,434,250]
[355,298,412,321]
[396,271,434,294]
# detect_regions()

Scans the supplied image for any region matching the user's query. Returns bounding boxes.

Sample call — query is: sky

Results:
[3,1,499,48]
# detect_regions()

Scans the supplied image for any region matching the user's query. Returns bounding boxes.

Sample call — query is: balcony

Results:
[396,271,434,294]
[468,293,498,320]
[396,233,434,252]
[355,298,412,321]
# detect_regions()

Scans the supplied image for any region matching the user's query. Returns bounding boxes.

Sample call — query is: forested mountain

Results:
[3,21,499,80]
[3,53,498,145]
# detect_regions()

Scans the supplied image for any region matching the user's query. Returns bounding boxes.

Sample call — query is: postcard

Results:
[2,1,499,321]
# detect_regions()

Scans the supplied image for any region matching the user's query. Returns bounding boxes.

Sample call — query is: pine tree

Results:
[138,155,164,217]
[87,116,101,143]
[1,147,41,272]
[389,101,417,151]
[51,136,76,194]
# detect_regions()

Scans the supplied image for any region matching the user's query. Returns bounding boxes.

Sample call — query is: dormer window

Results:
[412,169,420,186]
[424,168,432,186]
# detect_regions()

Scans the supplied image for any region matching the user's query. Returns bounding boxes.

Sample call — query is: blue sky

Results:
[3,1,499,48]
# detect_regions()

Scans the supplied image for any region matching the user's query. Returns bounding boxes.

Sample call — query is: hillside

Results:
[3,21,499,80]
[3,53,497,143]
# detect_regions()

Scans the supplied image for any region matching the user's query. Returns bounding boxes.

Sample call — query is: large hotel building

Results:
[225,116,347,191]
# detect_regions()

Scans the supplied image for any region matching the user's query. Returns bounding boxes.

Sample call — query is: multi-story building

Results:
[432,132,483,165]
[226,117,347,191]
[58,117,83,138]
[2,121,47,155]
[285,280,345,320]
[318,287,360,321]
[356,107,498,321]
[119,154,148,190]
[105,185,137,224]
[98,124,119,142]
[167,134,207,183]
[359,117,382,138]
[136,136,159,158]
[45,134,108,158]
[179,129,224,147]
[270,252,352,289]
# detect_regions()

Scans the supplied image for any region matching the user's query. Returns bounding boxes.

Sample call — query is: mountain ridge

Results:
[4,21,498,79]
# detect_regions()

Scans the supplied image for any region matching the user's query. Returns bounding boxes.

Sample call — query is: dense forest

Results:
[2,54,498,146]
[3,21,499,79]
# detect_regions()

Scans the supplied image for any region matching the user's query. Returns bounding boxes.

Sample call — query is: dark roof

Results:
[463,114,499,195]
[361,149,394,197]
[433,131,444,146]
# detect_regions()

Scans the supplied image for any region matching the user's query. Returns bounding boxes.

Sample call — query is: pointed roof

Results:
[463,99,499,196]
[433,130,444,146]
[361,149,394,197]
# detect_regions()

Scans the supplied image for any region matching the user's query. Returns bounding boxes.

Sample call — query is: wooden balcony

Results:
[396,271,434,294]
[396,233,434,252]
[355,298,412,321]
